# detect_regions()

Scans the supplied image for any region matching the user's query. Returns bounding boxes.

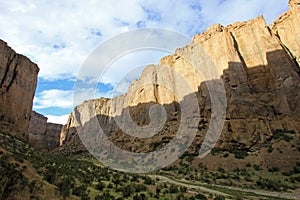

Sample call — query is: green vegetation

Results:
[1,129,299,199]
[0,154,29,199]
[273,129,296,142]
[0,132,210,199]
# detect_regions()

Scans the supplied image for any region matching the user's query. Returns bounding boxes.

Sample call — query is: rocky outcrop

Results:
[61,4,300,153]
[289,0,300,7]
[0,40,39,140]
[28,111,62,151]
[271,0,300,67]
[191,13,300,150]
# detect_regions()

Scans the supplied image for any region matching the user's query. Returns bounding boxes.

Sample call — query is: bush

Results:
[169,185,178,193]
[268,167,279,173]
[232,150,248,159]
[194,193,207,200]
[143,176,153,185]
[134,183,147,192]
[211,148,222,156]
[121,184,133,198]
[176,193,185,200]
[95,191,115,200]
[95,181,105,191]
[218,167,225,173]
[214,196,225,200]
[274,130,294,142]
[57,176,75,198]
[256,178,288,191]
[73,184,88,196]
[253,164,261,171]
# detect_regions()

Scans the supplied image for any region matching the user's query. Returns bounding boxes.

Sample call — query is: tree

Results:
[121,184,133,198]
[95,181,105,191]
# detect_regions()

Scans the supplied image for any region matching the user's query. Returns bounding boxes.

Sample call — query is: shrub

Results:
[232,150,248,159]
[214,196,225,200]
[194,193,207,200]
[253,164,261,171]
[268,167,279,173]
[73,184,88,196]
[211,148,222,156]
[134,183,147,192]
[95,181,105,191]
[121,184,133,198]
[256,178,288,191]
[218,167,225,173]
[144,176,153,185]
[274,130,293,142]
[169,185,178,193]
[223,153,229,158]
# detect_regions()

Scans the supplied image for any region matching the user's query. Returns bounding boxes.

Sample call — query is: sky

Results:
[0,0,289,124]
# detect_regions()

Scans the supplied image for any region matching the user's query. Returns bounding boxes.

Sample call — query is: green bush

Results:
[95,181,105,191]
[273,130,294,142]
[223,153,229,158]
[211,148,222,156]
[194,193,207,200]
[232,150,248,159]
[256,178,288,191]
[214,196,225,200]
[268,167,279,173]
[143,176,153,185]
[169,185,178,193]
[253,164,261,171]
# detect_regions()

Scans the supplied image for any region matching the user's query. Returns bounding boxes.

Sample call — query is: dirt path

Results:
[150,174,300,200]
[149,175,230,197]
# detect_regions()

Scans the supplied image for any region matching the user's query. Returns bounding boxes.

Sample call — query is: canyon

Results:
[0,1,299,159]
[59,1,300,162]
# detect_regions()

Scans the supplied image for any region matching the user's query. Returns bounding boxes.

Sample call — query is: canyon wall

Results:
[0,40,39,140]
[60,4,300,152]
[28,111,62,151]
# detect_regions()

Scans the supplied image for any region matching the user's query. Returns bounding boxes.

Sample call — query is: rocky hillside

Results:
[0,39,39,141]
[60,0,299,158]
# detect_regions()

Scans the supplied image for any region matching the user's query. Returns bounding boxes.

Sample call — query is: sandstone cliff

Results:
[0,40,39,140]
[60,4,300,156]
[28,111,62,151]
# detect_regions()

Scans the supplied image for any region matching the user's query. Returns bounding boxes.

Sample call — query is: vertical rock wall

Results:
[0,40,39,140]
[28,111,62,151]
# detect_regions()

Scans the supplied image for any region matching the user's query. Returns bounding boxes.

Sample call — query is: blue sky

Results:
[0,0,289,124]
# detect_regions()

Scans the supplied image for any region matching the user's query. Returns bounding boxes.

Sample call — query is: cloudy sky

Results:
[0,0,289,124]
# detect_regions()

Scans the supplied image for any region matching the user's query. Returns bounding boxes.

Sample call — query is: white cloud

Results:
[46,114,69,124]
[0,0,288,82]
[33,88,115,111]
[34,89,73,109]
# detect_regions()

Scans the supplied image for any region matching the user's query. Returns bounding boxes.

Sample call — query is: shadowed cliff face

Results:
[0,40,39,140]
[58,5,300,171]
[27,111,63,152]
[61,49,300,151]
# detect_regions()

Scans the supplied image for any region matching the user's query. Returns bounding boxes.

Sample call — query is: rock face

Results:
[61,5,300,153]
[289,0,300,7]
[0,40,39,140]
[28,111,62,151]
[271,1,300,66]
